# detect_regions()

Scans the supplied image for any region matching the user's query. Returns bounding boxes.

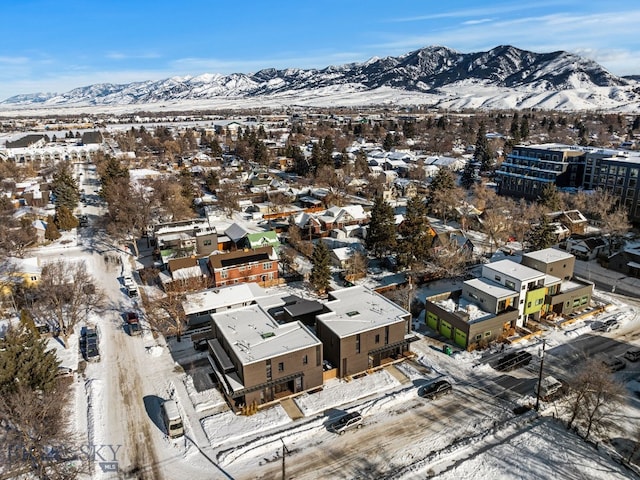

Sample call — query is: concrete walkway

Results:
[384,364,411,384]
[280,397,305,420]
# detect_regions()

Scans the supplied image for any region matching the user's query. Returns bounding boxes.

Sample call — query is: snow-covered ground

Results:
[32,249,640,479]
[14,168,640,479]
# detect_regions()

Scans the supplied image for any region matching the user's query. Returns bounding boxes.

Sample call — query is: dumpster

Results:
[443,345,452,355]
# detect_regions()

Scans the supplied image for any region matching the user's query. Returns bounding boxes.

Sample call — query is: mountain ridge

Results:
[2,45,639,111]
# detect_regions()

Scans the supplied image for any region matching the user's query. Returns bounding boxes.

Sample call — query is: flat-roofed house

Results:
[208,304,323,408]
[315,286,413,378]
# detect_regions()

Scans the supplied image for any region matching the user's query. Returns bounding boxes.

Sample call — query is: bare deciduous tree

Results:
[142,288,188,342]
[28,260,105,346]
[566,358,626,440]
[345,251,367,281]
[0,385,86,479]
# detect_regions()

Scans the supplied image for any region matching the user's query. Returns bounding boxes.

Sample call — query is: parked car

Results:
[595,319,620,332]
[125,311,142,336]
[624,348,640,362]
[495,351,533,372]
[56,366,74,377]
[602,357,625,372]
[420,380,452,400]
[123,275,138,297]
[329,412,363,435]
[80,326,100,362]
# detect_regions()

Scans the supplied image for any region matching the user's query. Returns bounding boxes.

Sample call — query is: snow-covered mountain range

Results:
[3,45,640,112]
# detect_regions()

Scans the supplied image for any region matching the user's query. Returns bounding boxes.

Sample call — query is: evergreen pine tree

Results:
[398,196,432,268]
[44,215,61,241]
[473,122,493,172]
[54,205,79,231]
[51,161,80,210]
[519,116,530,140]
[366,195,396,258]
[460,160,479,189]
[538,183,562,212]
[309,241,331,294]
[509,113,520,142]
[0,325,60,395]
[527,216,557,252]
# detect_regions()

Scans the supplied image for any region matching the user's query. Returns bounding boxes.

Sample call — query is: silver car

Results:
[329,412,363,435]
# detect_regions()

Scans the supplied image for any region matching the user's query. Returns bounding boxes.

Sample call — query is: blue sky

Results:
[2,0,640,101]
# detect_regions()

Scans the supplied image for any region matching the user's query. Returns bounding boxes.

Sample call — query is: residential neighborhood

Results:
[1,108,640,480]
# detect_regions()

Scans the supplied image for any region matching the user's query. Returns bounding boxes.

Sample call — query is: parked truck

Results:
[535,376,562,400]
[125,311,142,336]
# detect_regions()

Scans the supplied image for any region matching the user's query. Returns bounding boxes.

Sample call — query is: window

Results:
[263,262,273,270]
[375,334,380,344]
[203,239,212,246]
[494,275,501,281]
[238,265,246,271]
[221,270,228,279]
[505,280,515,290]
[475,334,482,341]
[385,326,389,345]
[484,331,491,337]
[356,334,361,353]
[303,355,308,365]
[278,362,284,372]
[266,359,272,380]
[535,298,544,306]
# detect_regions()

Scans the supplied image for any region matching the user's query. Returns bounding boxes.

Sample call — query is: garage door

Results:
[439,320,452,339]
[427,311,438,330]
[454,328,467,348]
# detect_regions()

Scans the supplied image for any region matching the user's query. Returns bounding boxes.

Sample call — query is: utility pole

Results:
[535,339,546,411]
[280,437,288,480]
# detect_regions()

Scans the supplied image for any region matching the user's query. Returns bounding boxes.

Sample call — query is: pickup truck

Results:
[125,312,142,336]
[535,375,562,399]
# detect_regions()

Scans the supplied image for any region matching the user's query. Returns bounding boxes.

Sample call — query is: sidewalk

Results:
[280,397,305,420]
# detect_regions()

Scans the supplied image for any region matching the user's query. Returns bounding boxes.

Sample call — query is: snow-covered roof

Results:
[484,259,545,282]
[211,305,321,365]
[523,248,574,264]
[182,283,267,316]
[317,286,410,338]
[464,278,519,299]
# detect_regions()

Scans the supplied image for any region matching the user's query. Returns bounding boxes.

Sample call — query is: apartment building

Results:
[208,246,279,288]
[315,286,414,378]
[424,249,593,349]
[496,143,640,223]
[207,304,323,408]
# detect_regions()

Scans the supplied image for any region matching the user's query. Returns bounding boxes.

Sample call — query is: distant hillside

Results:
[3,45,640,112]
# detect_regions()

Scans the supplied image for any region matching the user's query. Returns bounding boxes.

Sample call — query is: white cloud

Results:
[389,1,568,22]
[105,51,161,60]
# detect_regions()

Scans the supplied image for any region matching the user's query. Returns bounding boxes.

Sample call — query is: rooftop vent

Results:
[260,332,275,339]
[346,311,359,317]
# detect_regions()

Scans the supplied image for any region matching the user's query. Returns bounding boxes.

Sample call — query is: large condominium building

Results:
[496,144,640,223]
